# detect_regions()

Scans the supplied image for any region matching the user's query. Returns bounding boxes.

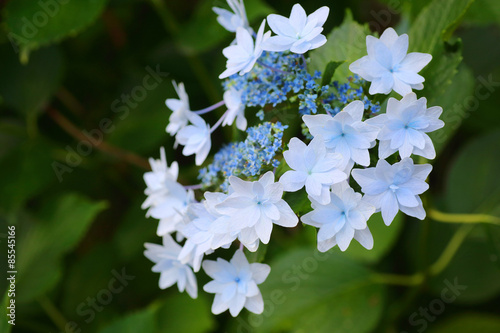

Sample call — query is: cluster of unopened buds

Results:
[142,0,444,317]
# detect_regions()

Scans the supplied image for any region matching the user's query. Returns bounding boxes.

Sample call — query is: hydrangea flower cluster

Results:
[198,121,287,191]
[141,0,444,318]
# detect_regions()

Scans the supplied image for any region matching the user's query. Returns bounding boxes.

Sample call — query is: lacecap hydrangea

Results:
[141,0,443,317]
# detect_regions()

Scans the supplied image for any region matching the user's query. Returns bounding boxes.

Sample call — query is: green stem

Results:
[428,224,473,276]
[371,272,424,286]
[148,0,220,104]
[429,209,500,225]
[374,224,473,286]
[37,296,68,332]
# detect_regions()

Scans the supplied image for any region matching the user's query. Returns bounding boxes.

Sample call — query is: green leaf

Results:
[155,293,215,333]
[343,212,403,264]
[408,0,476,54]
[428,313,500,333]
[1,291,12,333]
[420,40,463,103]
[246,248,385,333]
[427,65,475,154]
[0,139,58,213]
[464,0,500,25]
[444,130,500,216]
[4,0,108,57]
[16,193,107,302]
[309,10,371,83]
[0,45,63,116]
[98,307,157,333]
[321,61,344,87]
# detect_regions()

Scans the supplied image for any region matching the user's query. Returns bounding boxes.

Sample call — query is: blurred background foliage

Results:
[0,0,499,332]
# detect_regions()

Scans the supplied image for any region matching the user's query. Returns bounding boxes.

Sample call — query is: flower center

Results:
[389,184,399,192]
[235,277,241,283]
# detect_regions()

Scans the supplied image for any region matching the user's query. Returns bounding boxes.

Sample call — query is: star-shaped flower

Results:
[178,194,237,272]
[219,20,271,79]
[351,158,432,225]
[222,87,247,130]
[366,93,444,159]
[213,0,252,34]
[166,81,193,136]
[262,4,329,54]
[142,147,179,212]
[176,112,212,166]
[279,136,347,204]
[148,180,195,236]
[302,186,375,252]
[349,27,432,96]
[302,100,379,169]
[203,250,270,316]
[215,171,298,250]
[144,234,198,299]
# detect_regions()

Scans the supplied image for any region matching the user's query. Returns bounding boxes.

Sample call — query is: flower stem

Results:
[371,272,424,286]
[184,184,203,190]
[37,296,68,333]
[194,100,225,115]
[373,224,473,286]
[428,224,473,276]
[210,111,229,133]
[47,107,150,170]
[149,0,220,104]
[301,54,307,70]
[257,60,292,75]
[428,209,500,225]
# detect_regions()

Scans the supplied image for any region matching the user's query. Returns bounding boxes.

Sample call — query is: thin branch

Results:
[47,107,150,170]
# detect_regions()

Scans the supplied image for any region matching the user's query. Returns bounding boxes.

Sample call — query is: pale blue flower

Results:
[178,194,237,272]
[301,186,375,252]
[279,136,346,204]
[220,20,271,79]
[144,234,198,298]
[175,112,212,166]
[351,158,432,225]
[302,100,379,169]
[203,250,270,316]
[222,87,247,130]
[263,4,329,54]
[148,181,195,236]
[166,81,194,136]
[142,147,179,212]
[215,171,298,250]
[213,0,252,34]
[349,28,432,96]
[366,92,444,159]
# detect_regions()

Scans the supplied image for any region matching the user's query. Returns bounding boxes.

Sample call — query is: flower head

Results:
[176,112,212,166]
[263,4,329,54]
[142,147,179,211]
[144,234,198,298]
[203,250,270,316]
[279,136,347,204]
[222,87,247,130]
[302,100,379,169]
[352,158,432,225]
[213,0,252,35]
[148,180,195,236]
[166,81,193,136]
[349,28,432,96]
[302,186,375,252]
[215,171,298,249]
[367,93,444,159]
[220,20,271,79]
[178,194,237,272]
